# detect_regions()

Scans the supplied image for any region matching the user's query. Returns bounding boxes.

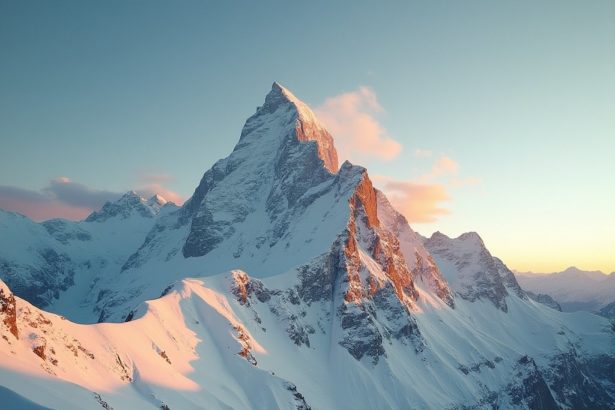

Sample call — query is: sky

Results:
[0,1,613,273]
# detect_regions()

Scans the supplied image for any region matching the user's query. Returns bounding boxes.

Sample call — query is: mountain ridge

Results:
[515,266,615,313]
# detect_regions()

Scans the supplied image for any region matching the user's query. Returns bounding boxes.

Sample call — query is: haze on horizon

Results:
[0,1,613,274]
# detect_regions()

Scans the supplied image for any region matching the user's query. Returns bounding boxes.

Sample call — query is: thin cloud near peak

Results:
[373,175,450,224]
[315,86,402,163]
[0,175,184,222]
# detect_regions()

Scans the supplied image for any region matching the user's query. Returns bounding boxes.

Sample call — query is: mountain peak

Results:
[86,191,166,222]
[457,231,485,246]
[267,81,300,105]
[117,190,142,202]
[147,194,167,206]
[254,82,338,172]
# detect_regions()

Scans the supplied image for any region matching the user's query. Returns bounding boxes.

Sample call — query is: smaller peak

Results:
[430,231,450,241]
[271,81,284,93]
[86,191,152,222]
[458,231,483,242]
[271,81,296,99]
[262,81,300,113]
[147,194,167,206]
[118,191,142,202]
[337,161,367,180]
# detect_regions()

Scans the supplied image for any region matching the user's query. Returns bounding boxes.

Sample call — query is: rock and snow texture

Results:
[515,267,615,313]
[0,82,614,409]
[2,269,615,409]
[0,193,177,322]
[599,301,615,319]
[424,231,526,312]
[376,191,454,307]
[526,291,563,311]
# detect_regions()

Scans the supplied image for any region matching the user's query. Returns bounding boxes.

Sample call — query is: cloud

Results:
[373,176,450,223]
[0,175,184,221]
[0,185,93,221]
[418,155,459,182]
[135,173,184,205]
[315,86,402,162]
[43,177,121,208]
[373,155,480,224]
[137,184,183,205]
[450,176,481,188]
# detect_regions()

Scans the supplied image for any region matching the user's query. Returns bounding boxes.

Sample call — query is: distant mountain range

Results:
[515,267,615,316]
[1,83,614,409]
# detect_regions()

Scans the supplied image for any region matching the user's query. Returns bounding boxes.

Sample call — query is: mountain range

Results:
[515,267,615,314]
[0,83,614,409]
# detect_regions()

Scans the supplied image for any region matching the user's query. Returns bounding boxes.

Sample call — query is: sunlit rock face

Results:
[0,280,18,338]
[376,190,454,307]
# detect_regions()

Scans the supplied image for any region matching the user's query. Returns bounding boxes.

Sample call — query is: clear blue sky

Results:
[1,1,613,272]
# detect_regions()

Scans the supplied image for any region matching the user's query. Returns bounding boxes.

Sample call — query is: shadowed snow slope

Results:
[1,83,615,409]
[1,270,614,409]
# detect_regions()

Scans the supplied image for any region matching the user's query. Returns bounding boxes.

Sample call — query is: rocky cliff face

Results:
[526,291,562,311]
[0,281,18,338]
[376,191,454,307]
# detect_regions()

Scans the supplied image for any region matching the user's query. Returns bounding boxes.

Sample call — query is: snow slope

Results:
[2,265,614,409]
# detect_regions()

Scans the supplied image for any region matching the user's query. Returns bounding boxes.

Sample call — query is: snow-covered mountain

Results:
[1,83,614,409]
[0,192,178,323]
[515,267,615,313]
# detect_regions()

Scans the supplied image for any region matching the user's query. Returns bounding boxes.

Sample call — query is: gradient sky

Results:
[1,1,614,273]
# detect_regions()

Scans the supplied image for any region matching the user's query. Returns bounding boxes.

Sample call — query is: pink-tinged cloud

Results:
[418,155,459,183]
[135,173,184,205]
[372,154,481,223]
[431,155,459,176]
[0,186,92,221]
[138,184,184,205]
[374,176,451,224]
[450,176,482,188]
[0,174,185,221]
[315,86,402,162]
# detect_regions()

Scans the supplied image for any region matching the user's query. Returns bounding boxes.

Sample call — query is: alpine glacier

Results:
[0,83,614,409]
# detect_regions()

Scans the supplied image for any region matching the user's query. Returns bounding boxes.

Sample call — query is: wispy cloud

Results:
[373,154,480,224]
[373,175,450,223]
[135,173,184,205]
[418,155,459,182]
[0,175,184,221]
[0,184,96,221]
[43,177,121,209]
[315,86,402,162]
